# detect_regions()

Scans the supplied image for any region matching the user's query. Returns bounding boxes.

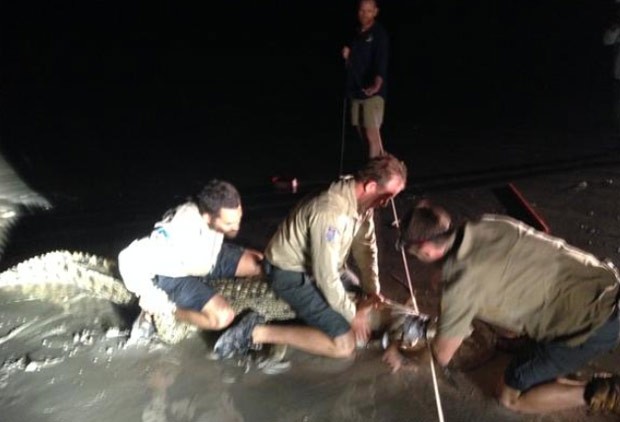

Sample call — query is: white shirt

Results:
[118,202,223,313]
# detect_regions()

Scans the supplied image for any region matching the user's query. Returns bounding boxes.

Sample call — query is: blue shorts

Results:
[267,262,351,339]
[154,243,244,311]
[504,311,620,391]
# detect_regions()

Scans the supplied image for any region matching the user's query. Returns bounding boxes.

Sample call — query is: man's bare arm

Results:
[431,336,464,367]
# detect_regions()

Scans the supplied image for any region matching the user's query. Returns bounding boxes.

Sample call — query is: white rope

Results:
[427,344,446,422]
[388,197,446,422]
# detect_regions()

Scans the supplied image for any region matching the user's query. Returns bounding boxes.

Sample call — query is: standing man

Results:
[214,154,407,360]
[342,0,389,158]
[388,202,620,415]
[118,179,263,336]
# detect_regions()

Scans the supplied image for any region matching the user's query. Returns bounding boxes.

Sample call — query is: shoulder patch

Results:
[153,226,169,239]
[326,226,339,242]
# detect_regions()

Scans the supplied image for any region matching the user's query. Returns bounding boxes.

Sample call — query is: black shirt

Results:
[345,22,389,100]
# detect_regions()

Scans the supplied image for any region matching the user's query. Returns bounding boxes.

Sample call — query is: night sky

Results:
[1,1,617,197]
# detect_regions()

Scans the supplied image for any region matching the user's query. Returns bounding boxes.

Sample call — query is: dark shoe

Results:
[213,311,265,359]
[586,373,620,414]
[255,344,291,374]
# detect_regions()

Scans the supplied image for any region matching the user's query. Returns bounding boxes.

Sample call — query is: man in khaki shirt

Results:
[214,154,407,359]
[387,202,620,415]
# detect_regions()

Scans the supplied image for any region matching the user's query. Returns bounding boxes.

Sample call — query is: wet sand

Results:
[1,140,620,421]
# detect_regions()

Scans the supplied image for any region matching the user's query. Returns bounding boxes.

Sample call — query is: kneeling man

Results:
[392,202,620,415]
[119,179,263,335]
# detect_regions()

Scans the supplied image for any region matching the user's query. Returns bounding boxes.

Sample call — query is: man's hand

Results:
[351,315,371,345]
[342,46,351,61]
[351,297,378,345]
[362,86,379,96]
[382,342,432,373]
[360,292,384,308]
[382,342,405,373]
[369,291,385,304]
[362,76,383,97]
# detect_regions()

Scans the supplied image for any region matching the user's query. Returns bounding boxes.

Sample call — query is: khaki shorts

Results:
[351,95,384,128]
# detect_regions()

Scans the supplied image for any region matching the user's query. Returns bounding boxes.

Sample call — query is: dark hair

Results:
[355,153,407,187]
[359,0,378,8]
[195,180,241,216]
[400,201,453,247]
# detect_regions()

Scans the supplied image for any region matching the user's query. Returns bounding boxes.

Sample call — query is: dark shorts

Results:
[504,311,620,391]
[154,242,244,311]
[267,262,351,339]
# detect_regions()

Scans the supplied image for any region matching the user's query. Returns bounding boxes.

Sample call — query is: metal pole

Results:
[339,96,347,176]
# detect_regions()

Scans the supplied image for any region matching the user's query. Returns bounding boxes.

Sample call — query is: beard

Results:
[358,196,388,214]
[223,229,239,239]
[207,220,239,239]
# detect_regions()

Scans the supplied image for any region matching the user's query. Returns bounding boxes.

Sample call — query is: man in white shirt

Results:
[118,180,263,335]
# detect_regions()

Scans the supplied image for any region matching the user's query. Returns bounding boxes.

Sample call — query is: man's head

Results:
[358,0,379,30]
[196,180,242,238]
[354,154,407,212]
[399,201,454,263]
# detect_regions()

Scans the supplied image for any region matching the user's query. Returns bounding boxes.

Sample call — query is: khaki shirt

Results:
[438,215,619,346]
[265,177,380,321]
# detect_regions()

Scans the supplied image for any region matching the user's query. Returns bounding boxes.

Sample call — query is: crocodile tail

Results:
[0,250,297,345]
[0,250,193,345]
[152,313,196,345]
[0,250,136,305]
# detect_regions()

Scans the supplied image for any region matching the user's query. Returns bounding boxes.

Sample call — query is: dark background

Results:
[1,0,619,263]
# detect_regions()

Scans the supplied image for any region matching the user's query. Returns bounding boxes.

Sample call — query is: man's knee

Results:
[210,307,235,330]
[202,295,236,330]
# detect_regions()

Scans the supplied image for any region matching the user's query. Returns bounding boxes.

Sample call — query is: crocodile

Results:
[0,250,295,345]
[0,250,497,369]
